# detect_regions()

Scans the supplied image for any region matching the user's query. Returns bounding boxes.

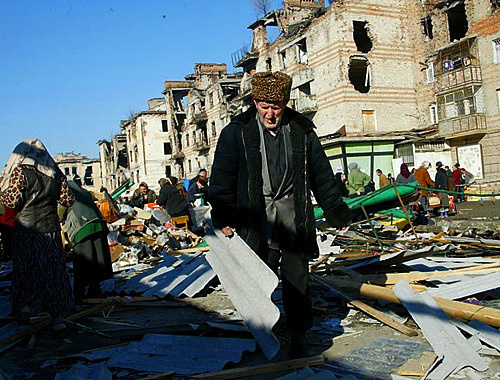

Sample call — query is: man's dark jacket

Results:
[209,106,351,259]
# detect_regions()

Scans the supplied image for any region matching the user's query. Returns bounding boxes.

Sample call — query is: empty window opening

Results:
[163,142,172,155]
[71,167,77,175]
[165,165,172,177]
[421,16,434,39]
[162,120,168,132]
[297,39,308,64]
[429,104,438,124]
[84,166,93,186]
[281,51,287,69]
[266,58,272,72]
[348,56,371,93]
[447,2,468,42]
[298,82,311,97]
[64,167,70,175]
[353,21,372,53]
[493,38,500,64]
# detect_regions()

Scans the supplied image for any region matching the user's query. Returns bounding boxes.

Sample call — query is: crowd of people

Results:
[0,138,211,339]
[333,159,475,217]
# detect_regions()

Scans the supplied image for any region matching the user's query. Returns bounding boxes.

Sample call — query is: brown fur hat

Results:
[251,71,292,103]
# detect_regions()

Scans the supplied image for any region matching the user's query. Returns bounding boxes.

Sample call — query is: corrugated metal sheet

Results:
[54,363,112,380]
[113,253,215,298]
[106,333,256,375]
[203,213,281,360]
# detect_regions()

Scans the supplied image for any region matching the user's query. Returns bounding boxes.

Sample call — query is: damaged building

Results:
[98,0,500,190]
[54,152,102,192]
[97,134,128,192]
[407,0,500,183]
[161,63,242,180]
[119,98,171,193]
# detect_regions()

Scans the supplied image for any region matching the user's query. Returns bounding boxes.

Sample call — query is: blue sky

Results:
[0,0,280,167]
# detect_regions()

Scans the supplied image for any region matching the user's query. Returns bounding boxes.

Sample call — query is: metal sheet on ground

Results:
[393,280,488,380]
[106,333,256,375]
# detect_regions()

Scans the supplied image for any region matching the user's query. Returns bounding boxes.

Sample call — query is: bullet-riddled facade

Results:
[98,0,500,188]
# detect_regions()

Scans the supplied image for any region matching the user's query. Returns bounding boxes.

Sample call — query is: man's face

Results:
[139,186,147,195]
[254,99,286,129]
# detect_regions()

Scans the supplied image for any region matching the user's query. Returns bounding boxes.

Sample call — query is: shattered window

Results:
[447,1,468,42]
[348,56,371,93]
[421,16,434,39]
[297,39,308,64]
[353,21,372,53]
[437,85,484,120]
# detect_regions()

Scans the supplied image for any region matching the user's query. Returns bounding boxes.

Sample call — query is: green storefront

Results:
[322,137,404,183]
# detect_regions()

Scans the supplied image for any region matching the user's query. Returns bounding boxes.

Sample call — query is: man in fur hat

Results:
[209,71,352,358]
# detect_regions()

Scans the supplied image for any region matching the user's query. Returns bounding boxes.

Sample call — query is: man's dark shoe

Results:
[288,334,311,359]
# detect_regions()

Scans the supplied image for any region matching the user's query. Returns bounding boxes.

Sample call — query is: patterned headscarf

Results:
[0,139,59,191]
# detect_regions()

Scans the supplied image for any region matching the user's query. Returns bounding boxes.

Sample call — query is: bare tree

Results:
[251,0,273,17]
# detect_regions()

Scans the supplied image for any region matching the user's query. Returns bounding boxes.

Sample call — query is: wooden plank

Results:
[335,262,500,285]
[190,355,325,379]
[320,276,500,328]
[396,351,437,376]
[312,275,417,336]
[0,318,51,352]
[393,280,487,380]
[167,246,210,255]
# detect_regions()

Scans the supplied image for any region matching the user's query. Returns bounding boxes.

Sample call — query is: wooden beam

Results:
[191,355,325,379]
[320,276,500,328]
[312,275,417,336]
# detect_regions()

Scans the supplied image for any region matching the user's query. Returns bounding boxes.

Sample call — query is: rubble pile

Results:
[1,202,500,379]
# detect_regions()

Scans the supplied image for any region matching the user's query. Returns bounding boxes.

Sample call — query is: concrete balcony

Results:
[171,151,185,160]
[438,114,487,138]
[292,95,318,114]
[194,140,210,152]
[435,64,482,93]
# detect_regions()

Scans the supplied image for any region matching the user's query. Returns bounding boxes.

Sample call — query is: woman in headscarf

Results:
[0,139,75,333]
[395,163,416,184]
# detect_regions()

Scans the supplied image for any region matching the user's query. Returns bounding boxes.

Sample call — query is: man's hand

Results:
[221,226,234,238]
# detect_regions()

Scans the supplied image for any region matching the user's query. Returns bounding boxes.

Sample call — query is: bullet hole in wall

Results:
[353,21,373,53]
[348,56,371,93]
